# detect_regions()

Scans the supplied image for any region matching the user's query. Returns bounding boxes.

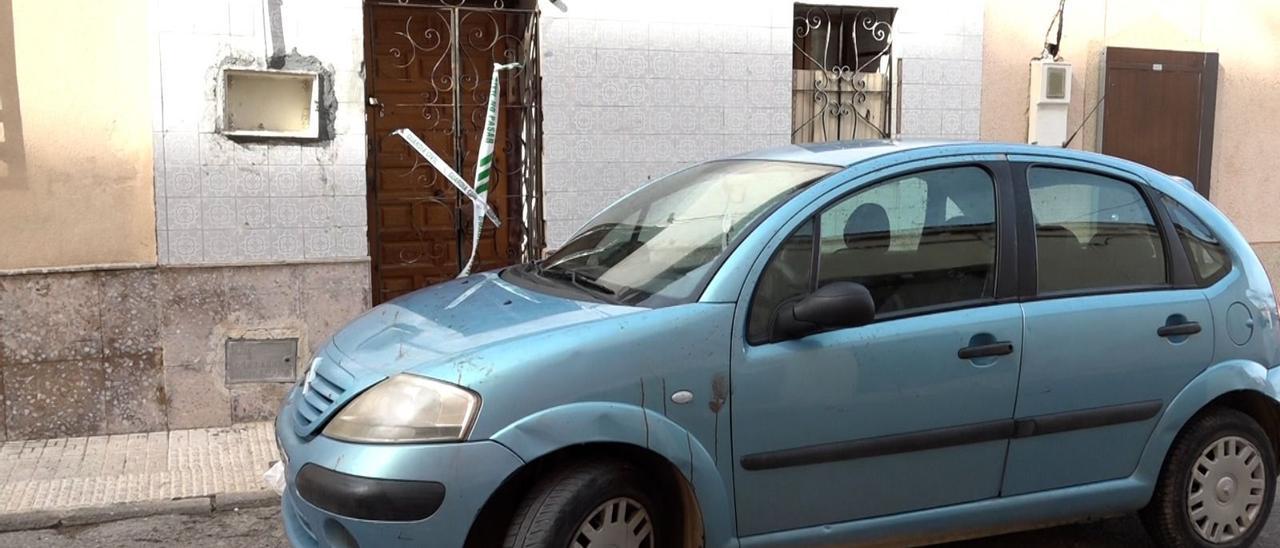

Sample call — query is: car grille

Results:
[294,354,355,435]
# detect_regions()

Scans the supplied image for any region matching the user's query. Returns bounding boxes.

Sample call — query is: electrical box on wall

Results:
[1028,60,1072,146]
[220,68,321,139]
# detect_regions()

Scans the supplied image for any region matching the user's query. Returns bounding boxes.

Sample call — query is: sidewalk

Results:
[0,422,280,531]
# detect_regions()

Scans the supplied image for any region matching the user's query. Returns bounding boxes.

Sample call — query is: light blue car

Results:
[276,141,1280,548]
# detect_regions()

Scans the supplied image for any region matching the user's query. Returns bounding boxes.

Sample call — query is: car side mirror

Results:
[773,282,876,341]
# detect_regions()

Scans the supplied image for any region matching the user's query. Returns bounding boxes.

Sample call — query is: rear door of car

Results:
[1001,156,1213,496]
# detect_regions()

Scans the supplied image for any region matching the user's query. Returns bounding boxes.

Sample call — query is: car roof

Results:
[730,139,1160,173]
[730,139,957,167]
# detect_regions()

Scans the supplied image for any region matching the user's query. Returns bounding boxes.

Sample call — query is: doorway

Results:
[363,0,543,303]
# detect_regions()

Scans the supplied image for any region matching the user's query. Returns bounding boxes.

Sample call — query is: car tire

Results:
[1141,408,1277,548]
[503,459,672,548]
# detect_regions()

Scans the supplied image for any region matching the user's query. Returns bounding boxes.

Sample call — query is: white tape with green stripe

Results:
[391,128,501,226]
[390,61,520,278]
[460,62,521,277]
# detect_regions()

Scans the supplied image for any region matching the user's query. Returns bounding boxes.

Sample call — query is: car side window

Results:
[748,166,1000,344]
[816,166,998,316]
[1028,167,1166,293]
[1162,196,1230,286]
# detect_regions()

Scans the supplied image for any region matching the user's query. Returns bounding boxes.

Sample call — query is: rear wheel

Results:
[503,459,669,548]
[1142,408,1277,547]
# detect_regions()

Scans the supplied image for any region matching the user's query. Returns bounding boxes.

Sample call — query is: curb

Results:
[0,491,281,533]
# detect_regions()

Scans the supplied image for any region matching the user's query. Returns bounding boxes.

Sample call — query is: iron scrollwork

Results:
[376,2,541,269]
[792,5,895,143]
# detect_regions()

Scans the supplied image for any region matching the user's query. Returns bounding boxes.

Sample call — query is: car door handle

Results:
[957,342,1014,360]
[1157,322,1201,338]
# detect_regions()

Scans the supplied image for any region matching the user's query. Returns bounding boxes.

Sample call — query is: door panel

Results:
[732,160,1021,537]
[1101,47,1218,196]
[1003,291,1212,495]
[732,304,1024,535]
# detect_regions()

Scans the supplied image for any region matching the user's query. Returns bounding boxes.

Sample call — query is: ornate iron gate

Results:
[791,4,895,143]
[365,0,542,303]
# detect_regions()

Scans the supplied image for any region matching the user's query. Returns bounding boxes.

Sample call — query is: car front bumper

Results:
[276,402,525,548]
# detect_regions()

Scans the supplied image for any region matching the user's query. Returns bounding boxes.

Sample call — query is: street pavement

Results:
[0,422,277,515]
[1,503,1278,547]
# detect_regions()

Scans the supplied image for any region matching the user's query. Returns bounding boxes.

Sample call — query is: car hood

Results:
[329,271,642,379]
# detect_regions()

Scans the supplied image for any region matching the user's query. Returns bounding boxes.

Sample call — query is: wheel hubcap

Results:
[1188,435,1267,543]
[572,497,654,548]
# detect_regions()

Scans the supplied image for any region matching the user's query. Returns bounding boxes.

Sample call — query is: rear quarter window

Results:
[1161,196,1231,286]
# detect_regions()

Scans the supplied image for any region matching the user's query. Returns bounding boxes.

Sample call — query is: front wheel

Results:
[503,460,669,548]
[1142,408,1277,547]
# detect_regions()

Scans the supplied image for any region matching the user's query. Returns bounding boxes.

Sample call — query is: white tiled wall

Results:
[539,0,986,248]
[149,0,986,257]
[893,0,985,139]
[151,0,367,265]
[539,1,795,247]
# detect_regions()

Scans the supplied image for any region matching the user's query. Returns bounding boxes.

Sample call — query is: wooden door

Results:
[1101,47,1218,196]
[364,1,542,303]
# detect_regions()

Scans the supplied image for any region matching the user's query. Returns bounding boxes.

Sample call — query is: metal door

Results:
[1101,47,1218,196]
[365,0,542,303]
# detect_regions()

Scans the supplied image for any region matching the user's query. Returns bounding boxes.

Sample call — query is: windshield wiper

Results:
[537,266,616,300]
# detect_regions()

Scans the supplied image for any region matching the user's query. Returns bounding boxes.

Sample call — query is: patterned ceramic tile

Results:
[303,228,336,259]
[333,165,365,196]
[332,196,366,228]
[202,166,236,197]
[335,227,367,258]
[166,198,202,231]
[268,165,303,197]
[167,230,203,264]
[270,229,305,261]
[238,229,273,261]
[202,229,240,263]
[301,197,334,228]
[298,166,330,197]
[201,197,237,230]
[165,165,202,197]
[235,197,270,229]
[163,133,199,166]
[270,197,304,229]
[234,165,270,196]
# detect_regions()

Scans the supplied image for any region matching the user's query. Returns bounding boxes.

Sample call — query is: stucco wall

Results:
[980,0,1280,245]
[0,0,156,270]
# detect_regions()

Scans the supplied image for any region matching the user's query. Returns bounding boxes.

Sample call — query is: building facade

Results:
[0,0,1276,440]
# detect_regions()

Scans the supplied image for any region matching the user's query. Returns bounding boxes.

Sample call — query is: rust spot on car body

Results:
[709,373,728,414]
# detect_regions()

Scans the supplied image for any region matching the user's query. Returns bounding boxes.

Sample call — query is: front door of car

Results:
[1000,161,1214,495]
[730,161,1024,537]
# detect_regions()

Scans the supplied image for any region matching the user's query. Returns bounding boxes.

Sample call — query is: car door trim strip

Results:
[1010,399,1163,438]
[739,400,1163,471]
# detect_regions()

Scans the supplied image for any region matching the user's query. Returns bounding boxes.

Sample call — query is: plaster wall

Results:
[0,0,156,270]
[981,0,1280,246]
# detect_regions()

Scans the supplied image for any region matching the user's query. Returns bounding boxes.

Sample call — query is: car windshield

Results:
[531,160,838,307]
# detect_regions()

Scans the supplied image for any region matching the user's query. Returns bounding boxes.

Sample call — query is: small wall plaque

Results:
[226,338,298,384]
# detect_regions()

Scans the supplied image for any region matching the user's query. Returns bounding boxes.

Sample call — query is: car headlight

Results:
[322,374,480,444]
